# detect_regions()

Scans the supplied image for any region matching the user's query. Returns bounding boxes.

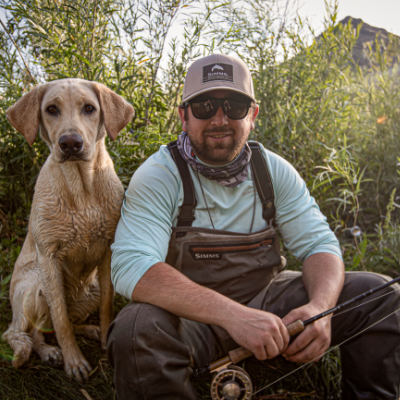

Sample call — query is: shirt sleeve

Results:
[264,148,342,262]
[110,151,181,299]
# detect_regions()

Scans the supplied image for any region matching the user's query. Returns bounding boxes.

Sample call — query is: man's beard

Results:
[188,127,245,165]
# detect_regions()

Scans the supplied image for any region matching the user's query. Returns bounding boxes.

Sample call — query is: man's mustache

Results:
[204,127,234,134]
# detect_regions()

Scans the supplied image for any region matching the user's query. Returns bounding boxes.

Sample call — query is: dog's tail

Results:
[2,326,33,368]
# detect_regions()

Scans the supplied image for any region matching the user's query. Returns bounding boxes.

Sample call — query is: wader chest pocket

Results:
[181,236,282,303]
[189,239,273,261]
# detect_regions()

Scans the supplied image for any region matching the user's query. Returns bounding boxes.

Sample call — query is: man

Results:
[107,54,400,399]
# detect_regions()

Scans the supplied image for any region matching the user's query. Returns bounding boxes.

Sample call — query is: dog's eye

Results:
[83,104,96,114]
[46,105,59,115]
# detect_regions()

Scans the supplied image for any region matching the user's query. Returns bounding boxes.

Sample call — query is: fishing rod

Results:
[206,275,400,400]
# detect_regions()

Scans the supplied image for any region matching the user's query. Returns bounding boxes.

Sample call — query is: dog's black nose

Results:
[58,133,83,155]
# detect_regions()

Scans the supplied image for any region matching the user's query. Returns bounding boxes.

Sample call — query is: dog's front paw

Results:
[64,348,92,382]
[12,348,32,369]
[39,344,63,367]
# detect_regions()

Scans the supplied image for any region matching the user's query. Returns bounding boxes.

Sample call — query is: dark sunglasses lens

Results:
[189,98,250,120]
[223,99,250,119]
[190,99,217,119]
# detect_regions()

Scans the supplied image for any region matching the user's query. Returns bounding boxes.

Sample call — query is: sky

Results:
[296,0,400,36]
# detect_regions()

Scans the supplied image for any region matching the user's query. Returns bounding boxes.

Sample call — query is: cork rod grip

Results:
[286,319,305,336]
[228,347,253,364]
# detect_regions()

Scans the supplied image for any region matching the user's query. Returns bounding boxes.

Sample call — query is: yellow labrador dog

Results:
[3,79,134,381]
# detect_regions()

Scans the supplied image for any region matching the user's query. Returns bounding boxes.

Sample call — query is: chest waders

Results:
[166,141,286,304]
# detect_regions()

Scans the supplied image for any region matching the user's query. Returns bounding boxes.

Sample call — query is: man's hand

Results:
[280,252,344,363]
[224,308,290,360]
[282,303,332,363]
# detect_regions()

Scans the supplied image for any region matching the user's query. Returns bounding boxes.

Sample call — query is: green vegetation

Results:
[0,0,399,398]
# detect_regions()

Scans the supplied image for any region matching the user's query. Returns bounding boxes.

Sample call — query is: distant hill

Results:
[335,16,400,68]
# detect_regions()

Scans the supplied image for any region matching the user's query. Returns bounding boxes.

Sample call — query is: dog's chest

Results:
[70,205,115,240]
[34,201,120,258]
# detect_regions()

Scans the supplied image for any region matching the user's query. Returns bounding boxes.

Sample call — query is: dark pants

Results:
[107,271,400,399]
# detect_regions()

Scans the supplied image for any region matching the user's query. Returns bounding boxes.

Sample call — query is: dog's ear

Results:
[6,85,47,146]
[93,83,134,140]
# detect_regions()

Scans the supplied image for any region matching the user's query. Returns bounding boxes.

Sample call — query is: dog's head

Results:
[6,79,134,162]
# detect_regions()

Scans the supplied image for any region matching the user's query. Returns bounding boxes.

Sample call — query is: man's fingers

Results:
[253,335,282,360]
[285,329,312,357]
[281,323,290,348]
[253,344,268,360]
[283,326,330,363]
[267,341,280,359]
[263,341,280,359]
[284,337,327,363]
[267,321,290,357]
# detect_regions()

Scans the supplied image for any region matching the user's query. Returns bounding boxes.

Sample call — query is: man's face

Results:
[178,90,259,166]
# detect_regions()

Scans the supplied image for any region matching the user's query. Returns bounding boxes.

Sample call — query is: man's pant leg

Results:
[331,271,400,400]
[106,302,225,400]
[257,270,400,399]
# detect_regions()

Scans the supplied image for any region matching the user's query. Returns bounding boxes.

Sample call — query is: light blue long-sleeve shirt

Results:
[111,142,342,299]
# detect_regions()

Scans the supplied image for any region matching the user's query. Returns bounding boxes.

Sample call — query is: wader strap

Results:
[249,142,276,225]
[167,141,197,226]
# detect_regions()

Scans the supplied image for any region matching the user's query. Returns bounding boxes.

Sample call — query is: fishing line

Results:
[253,301,400,396]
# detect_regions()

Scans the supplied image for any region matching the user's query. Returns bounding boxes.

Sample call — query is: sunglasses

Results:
[183,96,252,120]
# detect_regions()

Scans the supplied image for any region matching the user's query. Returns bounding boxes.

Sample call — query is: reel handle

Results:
[210,319,304,371]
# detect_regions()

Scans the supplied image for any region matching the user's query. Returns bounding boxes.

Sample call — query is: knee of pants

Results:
[343,271,396,297]
[332,271,400,345]
[340,271,400,319]
[107,302,181,365]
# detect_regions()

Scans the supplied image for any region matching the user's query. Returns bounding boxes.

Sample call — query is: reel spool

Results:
[210,365,253,400]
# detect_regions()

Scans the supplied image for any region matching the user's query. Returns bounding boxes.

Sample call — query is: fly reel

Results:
[210,365,253,400]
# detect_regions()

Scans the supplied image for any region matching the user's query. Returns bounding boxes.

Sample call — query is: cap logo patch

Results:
[203,63,233,83]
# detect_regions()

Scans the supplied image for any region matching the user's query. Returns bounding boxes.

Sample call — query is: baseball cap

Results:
[181,54,256,103]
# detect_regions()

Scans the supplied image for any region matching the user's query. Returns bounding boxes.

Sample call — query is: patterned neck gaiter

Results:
[176,131,251,187]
